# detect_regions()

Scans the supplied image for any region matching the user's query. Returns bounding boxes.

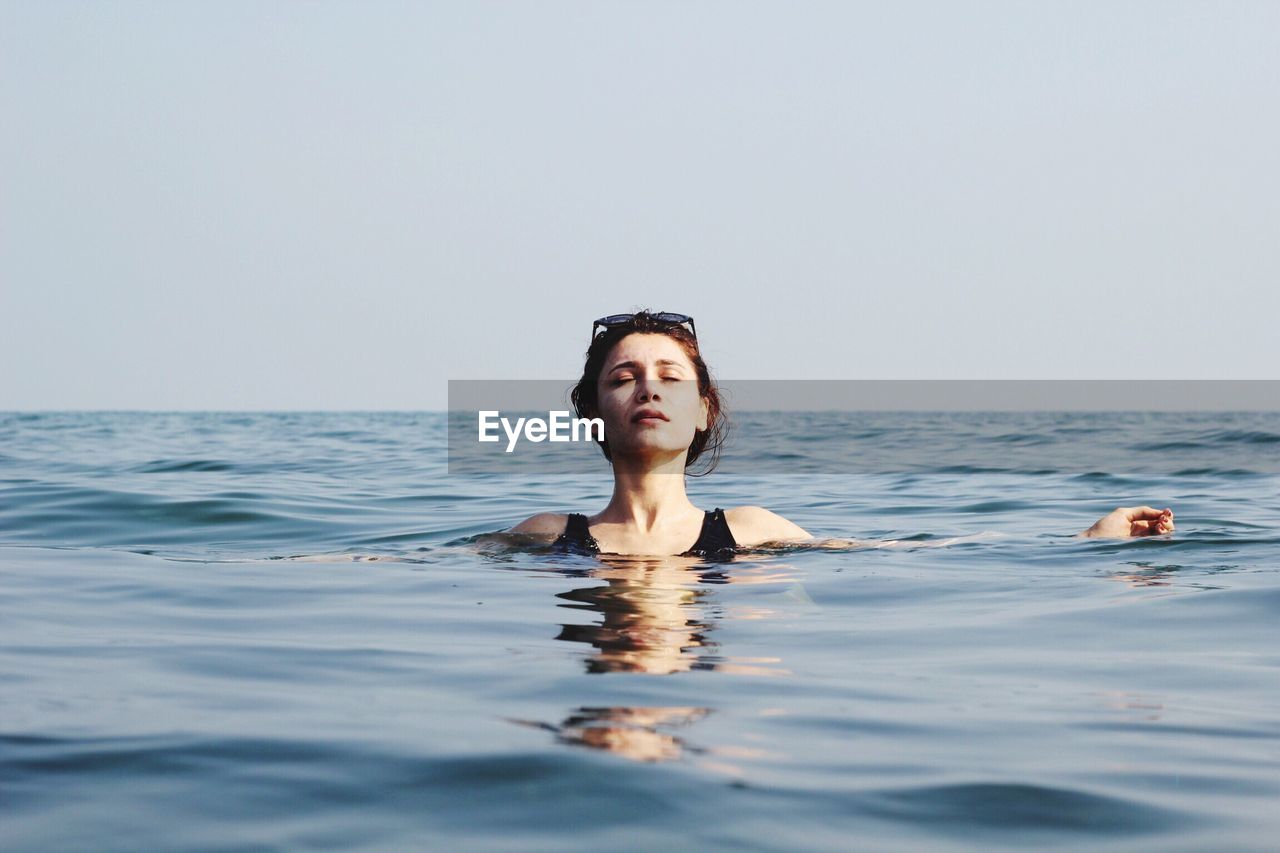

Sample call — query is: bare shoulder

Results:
[724,506,813,546]
[509,512,569,536]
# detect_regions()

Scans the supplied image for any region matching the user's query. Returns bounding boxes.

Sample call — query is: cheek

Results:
[666,406,701,438]
[597,388,629,423]
[675,389,704,420]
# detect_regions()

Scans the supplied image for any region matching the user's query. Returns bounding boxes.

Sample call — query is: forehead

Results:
[603,333,695,369]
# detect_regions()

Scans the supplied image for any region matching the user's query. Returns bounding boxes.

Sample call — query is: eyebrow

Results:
[606,359,690,375]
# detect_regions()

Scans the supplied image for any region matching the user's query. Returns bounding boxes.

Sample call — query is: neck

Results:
[601,451,700,532]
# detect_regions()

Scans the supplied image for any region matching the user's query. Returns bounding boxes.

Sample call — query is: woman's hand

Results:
[1078,506,1175,539]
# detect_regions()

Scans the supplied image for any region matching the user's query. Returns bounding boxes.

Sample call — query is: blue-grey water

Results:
[2,411,1278,851]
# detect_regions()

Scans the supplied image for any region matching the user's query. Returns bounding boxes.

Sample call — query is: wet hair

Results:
[569,310,728,476]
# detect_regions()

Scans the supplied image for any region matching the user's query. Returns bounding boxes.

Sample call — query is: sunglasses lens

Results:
[591,313,696,340]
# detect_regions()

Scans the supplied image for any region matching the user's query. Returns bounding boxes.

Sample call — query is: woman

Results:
[510,311,1174,556]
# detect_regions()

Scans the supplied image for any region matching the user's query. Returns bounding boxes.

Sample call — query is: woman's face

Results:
[595,333,708,463]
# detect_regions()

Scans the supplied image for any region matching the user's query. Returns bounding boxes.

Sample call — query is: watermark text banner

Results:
[447,380,1280,476]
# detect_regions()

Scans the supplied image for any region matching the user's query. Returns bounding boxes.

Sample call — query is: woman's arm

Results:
[726,506,814,547]
[730,504,1176,549]
[1077,506,1175,539]
[509,512,569,536]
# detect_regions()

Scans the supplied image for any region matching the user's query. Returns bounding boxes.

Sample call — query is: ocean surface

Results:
[2,410,1278,851]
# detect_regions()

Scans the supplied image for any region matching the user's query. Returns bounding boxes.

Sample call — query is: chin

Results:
[613,436,694,459]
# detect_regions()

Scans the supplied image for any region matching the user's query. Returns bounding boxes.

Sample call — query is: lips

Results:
[631,409,669,424]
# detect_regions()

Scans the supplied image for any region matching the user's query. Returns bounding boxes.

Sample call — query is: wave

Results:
[853,780,1196,834]
[129,459,237,473]
[1,733,1202,842]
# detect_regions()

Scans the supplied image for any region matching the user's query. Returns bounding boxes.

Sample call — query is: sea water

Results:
[1,411,1278,850]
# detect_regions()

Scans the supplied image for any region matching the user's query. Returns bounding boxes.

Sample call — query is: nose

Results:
[635,374,661,402]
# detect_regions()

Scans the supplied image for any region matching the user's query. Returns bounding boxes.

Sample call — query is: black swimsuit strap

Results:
[565,512,591,540]
[553,512,600,554]
[685,507,737,558]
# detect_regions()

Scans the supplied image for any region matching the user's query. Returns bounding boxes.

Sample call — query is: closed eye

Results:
[610,374,683,386]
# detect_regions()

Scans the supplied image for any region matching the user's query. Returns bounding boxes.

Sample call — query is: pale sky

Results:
[3,1,1277,410]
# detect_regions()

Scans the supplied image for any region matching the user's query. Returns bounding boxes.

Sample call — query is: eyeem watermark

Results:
[450,380,1280,475]
[478,410,604,453]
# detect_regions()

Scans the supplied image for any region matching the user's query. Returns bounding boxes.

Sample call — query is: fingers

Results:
[1125,506,1172,522]
[1128,507,1175,536]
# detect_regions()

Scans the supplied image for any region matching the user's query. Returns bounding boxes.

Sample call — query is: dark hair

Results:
[569,310,728,476]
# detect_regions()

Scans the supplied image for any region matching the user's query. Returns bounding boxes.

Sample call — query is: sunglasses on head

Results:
[591,312,697,342]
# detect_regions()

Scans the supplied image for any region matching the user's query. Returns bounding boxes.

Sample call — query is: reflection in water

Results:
[1107,561,1231,591]
[510,707,712,763]
[555,554,793,676]
[1108,562,1180,588]
[1091,690,1166,722]
[519,553,796,764]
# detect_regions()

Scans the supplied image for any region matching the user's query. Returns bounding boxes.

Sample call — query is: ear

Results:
[697,397,709,432]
